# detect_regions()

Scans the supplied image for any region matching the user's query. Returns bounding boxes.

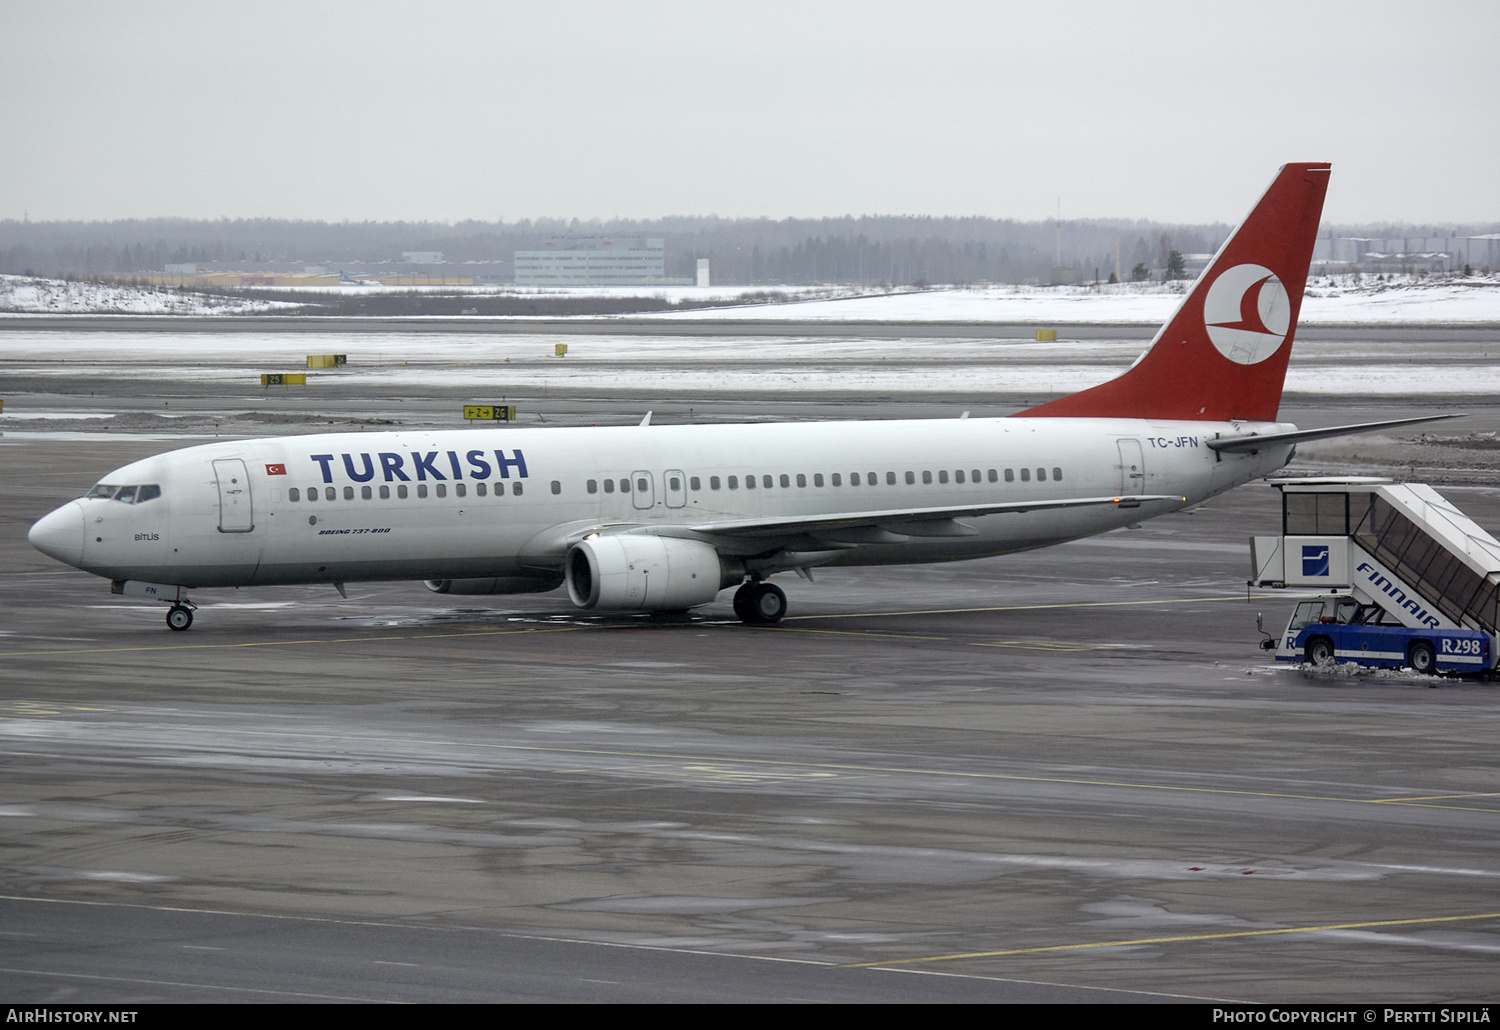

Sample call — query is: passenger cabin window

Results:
[397,485,408,499]
[1004,469,1014,482]
[513,482,524,496]
[476,483,487,497]
[455,483,466,498]
[710,476,721,490]
[690,476,701,491]
[1036,468,1046,482]
[417,485,429,499]
[1020,468,1030,482]
[604,479,614,493]
[494,482,505,496]
[831,473,841,486]
[885,471,895,485]
[552,481,562,495]
[344,486,355,499]
[380,485,391,499]
[941,470,951,484]
[289,487,301,501]
[361,486,372,499]
[587,480,598,494]
[1053,467,1062,481]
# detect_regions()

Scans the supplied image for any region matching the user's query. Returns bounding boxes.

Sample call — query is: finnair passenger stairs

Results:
[1250,478,1500,643]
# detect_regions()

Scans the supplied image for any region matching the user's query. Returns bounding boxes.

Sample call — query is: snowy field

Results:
[1,327,1497,399]
[2,273,1497,324]
[645,278,1500,325]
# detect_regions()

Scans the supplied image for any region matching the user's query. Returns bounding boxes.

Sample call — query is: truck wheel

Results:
[1305,637,1334,667]
[1408,641,1436,675]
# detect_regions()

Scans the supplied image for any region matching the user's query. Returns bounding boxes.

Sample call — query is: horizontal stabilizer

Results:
[1206,413,1466,453]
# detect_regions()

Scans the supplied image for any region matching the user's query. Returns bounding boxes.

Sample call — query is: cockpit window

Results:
[87,483,161,504]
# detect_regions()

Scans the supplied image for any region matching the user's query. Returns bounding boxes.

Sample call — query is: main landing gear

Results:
[165,603,195,631]
[733,580,786,625]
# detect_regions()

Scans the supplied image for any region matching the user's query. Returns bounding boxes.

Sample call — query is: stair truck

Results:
[1250,478,1500,675]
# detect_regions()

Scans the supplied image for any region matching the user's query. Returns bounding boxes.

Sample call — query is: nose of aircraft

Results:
[29,501,85,567]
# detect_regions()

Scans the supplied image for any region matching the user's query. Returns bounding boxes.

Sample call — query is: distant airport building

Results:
[1311,233,1500,274]
[514,237,691,286]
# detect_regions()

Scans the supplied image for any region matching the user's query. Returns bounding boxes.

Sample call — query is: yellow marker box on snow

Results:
[261,373,308,387]
[1035,329,1057,342]
[307,354,347,368]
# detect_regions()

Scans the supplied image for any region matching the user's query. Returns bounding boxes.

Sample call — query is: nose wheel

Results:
[733,581,787,625]
[166,604,194,631]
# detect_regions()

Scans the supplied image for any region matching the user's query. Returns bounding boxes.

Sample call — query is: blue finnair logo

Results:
[1356,562,1442,629]
[1302,545,1330,577]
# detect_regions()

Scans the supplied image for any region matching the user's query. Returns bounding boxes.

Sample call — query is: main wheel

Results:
[1304,636,1334,667]
[732,583,754,623]
[166,605,193,631]
[1408,641,1436,675]
[746,582,787,625]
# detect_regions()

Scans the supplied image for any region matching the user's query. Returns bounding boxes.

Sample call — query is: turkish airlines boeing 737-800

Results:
[27,163,1451,630]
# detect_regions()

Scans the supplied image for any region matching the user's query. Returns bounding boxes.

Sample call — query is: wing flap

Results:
[686,495,1185,539]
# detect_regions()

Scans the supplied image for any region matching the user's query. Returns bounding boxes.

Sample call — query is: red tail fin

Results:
[1018,163,1330,422]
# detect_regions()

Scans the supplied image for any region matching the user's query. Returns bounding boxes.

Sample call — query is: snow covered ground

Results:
[641,276,1500,325]
[1,273,1496,323]
[0,275,297,315]
[0,326,1496,398]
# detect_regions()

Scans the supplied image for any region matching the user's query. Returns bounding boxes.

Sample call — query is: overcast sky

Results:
[2,1,1495,226]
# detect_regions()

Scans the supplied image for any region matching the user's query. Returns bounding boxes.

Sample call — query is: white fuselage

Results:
[34,416,1295,591]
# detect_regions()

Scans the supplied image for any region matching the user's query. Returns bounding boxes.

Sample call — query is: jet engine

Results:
[565,535,738,611]
[424,574,563,595]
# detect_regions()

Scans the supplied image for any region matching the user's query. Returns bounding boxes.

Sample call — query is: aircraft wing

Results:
[682,494,1186,540]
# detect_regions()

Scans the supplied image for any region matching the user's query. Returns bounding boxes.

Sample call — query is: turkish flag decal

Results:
[265,463,287,476]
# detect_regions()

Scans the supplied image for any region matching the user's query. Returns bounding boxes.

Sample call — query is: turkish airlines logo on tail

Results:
[1203,263,1291,365]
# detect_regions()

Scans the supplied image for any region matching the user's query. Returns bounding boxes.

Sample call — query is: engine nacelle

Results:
[566,535,731,611]
[424,574,563,595]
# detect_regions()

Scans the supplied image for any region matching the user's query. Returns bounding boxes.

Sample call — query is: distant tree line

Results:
[2,215,1495,286]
